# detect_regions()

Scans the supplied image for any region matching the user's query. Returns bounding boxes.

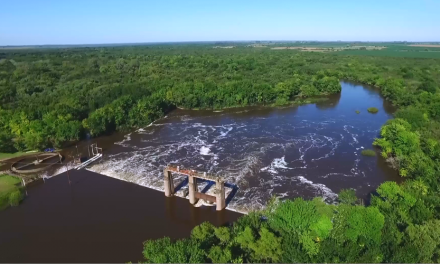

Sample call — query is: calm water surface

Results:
[82,81,400,212]
[0,170,240,263]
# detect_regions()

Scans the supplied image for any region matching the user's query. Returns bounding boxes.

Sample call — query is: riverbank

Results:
[0,169,241,263]
[0,151,41,162]
[0,175,23,210]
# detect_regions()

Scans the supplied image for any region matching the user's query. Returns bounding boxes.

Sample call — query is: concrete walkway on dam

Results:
[0,169,241,263]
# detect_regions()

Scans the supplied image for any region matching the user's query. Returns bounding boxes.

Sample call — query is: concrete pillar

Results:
[164,170,173,197]
[216,179,226,211]
[188,176,198,205]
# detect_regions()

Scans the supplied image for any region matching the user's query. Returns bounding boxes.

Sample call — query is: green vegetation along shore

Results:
[1,43,440,262]
[361,149,376,156]
[0,151,25,160]
[0,175,24,210]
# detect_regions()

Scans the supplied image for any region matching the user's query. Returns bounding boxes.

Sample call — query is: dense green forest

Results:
[1,44,440,262]
[0,45,438,152]
[0,46,345,151]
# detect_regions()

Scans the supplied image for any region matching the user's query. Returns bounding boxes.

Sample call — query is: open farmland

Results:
[409,44,440,47]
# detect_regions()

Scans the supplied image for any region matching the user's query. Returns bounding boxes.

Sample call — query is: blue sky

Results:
[1,0,439,45]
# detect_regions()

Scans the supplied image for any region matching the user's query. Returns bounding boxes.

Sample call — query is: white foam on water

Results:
[85,104,385,213]
[261,156,290,174]
[180,115,194,121]
[200,146,212,156]
[146,121,165,128]
[277,192,289,199]
[40,162,73,179]
[311,135,340,161]
[322,172,353,178]
[114,133,132,146]
[295,176,338,202]
[352,134,359,144]
[218,127,233,139]
[344,125,359,145]
[350,158,361,175]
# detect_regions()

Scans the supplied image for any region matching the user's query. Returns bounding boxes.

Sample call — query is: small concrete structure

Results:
[75,153,102,170]
[74,143,103,170]
[11,153,62,174]
[163,165,226,211]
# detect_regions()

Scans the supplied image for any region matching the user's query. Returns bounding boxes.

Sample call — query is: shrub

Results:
[355,110,360,114]
[143,237,206,263]
[361,149,376,156]
[8,190,22,206]
[0,193,9,209]
[338,189,357,204]
[368,107,379,113]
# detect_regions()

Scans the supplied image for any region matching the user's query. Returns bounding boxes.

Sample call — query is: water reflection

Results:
[315,92,342,110]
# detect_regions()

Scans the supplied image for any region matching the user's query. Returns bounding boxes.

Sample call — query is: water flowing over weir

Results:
[88,82,400,212]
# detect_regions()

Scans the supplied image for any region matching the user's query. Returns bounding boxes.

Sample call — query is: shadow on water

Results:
[225,184,239,207]
[200,180,215,193]
[174,177,188,193]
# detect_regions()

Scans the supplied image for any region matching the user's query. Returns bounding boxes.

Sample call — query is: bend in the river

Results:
[58,81,401,213]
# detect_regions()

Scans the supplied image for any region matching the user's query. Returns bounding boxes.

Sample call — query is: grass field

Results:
[337,49,440,59]
[0,175,22,210]
[334,44,440,58]
[0,150,41,161]
[0,152,26,161]
[265,42,440,58]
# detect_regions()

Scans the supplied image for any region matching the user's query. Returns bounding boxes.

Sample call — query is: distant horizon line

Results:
[1,40,440,48]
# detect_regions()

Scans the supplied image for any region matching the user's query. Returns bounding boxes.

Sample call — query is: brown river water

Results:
[0,81,401,262]
[0,170,240,262]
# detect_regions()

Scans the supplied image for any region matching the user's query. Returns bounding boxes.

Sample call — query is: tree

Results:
[143,237,206,263]
[418,79,437,94]
[250,227,282,262]
[392,220,440,263]
[269,198,333,257]
[338,189,357,205]
[214,226,231,244]
[326,205,385,263]
[0,131,16,153]
[208,245,232,263]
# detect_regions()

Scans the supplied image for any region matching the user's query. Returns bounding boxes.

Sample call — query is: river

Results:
[0,81,401,262]
[78,81,400,212]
